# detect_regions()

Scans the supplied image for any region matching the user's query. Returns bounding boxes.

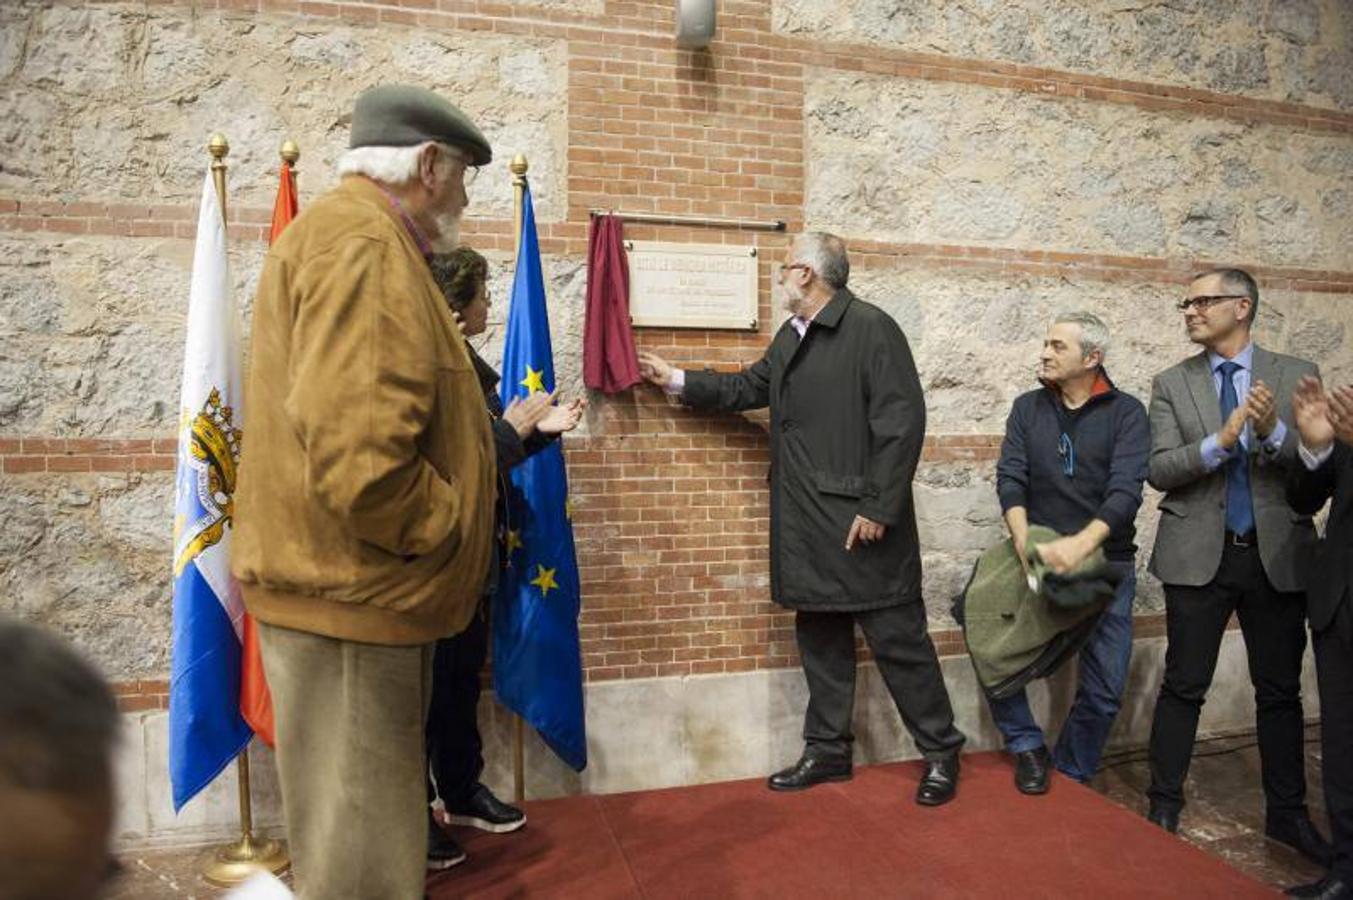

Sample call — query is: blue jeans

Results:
[988,561,1136,783]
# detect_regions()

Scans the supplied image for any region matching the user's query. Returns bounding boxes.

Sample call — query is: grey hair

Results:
[791,231,850,289]
[1193,267,1260,323]
[336,141,466,185]
[1053,310,1111,362]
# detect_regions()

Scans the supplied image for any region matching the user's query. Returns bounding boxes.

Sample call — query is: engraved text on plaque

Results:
[626,241,759,331]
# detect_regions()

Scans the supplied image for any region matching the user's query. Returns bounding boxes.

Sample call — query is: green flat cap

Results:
[349,84,492,166]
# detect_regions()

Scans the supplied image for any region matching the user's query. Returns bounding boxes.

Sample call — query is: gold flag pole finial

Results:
[280,139,300,168]
[198,131,290,889]
[208,133,229,227]
[511,154,529,261]
[509,152,529,807]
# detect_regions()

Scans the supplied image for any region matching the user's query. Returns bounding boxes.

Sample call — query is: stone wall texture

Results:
[806,72,1353,267]
[1,0,1351,703]
[1,4,570,219]
[775,0,1353,113]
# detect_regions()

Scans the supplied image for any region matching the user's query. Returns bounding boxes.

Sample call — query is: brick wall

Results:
[0,0,1348,690]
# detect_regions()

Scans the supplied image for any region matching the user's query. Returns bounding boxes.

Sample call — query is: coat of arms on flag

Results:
[173,388,240,578]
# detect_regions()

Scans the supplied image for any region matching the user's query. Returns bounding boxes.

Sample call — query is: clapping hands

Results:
[1244,380,1278,439]
[1291,376,1353,452]
[537,397,587,435]
[1217,379,1282,450]
[503,391,588,439]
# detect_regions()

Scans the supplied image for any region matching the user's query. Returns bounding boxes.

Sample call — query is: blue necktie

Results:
[1217,361,1254,535]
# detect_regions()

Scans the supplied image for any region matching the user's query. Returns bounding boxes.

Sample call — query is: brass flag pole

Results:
[510,152,529,806]
[200,132,290,888]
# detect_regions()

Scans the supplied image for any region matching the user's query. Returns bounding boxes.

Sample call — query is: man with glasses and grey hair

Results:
[992,311,1149,794]
[233,84,498,898]
[637,232,967,807]
[1142,268,1332,867]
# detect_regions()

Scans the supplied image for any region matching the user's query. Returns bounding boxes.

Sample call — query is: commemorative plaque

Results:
[626,241,759,331]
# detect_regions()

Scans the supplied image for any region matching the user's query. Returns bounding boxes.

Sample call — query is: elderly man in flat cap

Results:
[233,84,498,899]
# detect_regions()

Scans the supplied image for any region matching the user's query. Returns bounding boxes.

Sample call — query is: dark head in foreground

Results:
[0,616,119,900]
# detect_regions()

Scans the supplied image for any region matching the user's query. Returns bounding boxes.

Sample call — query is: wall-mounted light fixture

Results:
[675,0,716,49]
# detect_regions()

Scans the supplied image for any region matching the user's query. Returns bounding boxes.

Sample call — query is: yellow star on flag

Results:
[529,563,559,598]
[520,365,546,395]
[564,497,574,520]
[503,529,523,554]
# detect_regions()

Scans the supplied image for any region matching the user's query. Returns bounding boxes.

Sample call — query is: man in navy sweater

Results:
[992,311,1150,794]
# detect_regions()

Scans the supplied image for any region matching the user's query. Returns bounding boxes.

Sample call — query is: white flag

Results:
[168,166,251,810]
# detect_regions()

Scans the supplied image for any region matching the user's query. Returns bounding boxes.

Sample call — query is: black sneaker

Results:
[448,783,527,834]
[427,813,467,870]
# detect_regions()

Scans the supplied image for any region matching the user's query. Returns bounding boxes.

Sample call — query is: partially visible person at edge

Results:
[423,247,586,870]
[1285,376,1353,900]
[0,615,119,900]
[231,84,498,899]
[991,311,1149,795]
[1142,268,1331,869]
[637,231,967,807]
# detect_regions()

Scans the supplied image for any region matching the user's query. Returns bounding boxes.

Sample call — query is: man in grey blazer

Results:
[1144,268,1332,866]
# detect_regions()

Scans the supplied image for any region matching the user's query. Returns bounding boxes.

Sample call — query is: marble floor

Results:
[106,726,1330,898]
[1090,723,1329,891]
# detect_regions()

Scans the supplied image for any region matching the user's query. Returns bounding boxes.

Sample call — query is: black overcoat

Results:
[683,289,926,612]
[1287,442,1353,632]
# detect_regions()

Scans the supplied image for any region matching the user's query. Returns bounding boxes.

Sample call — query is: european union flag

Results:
[494,185,587,771]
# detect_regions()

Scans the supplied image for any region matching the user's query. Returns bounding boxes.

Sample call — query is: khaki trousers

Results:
[258,622,434,900]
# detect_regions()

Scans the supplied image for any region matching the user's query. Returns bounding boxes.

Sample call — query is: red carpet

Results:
[430,752,1276,898]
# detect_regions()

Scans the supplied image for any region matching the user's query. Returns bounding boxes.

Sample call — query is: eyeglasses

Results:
[464,166,480,187]
[1177,294,1247,312]
[1058,432,1075,478]
[782,263,810,275]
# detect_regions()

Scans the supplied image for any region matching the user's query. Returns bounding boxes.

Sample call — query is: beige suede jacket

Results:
[232,176,495,645]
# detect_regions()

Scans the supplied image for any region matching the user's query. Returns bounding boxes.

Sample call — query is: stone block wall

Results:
[0,0,1350,841]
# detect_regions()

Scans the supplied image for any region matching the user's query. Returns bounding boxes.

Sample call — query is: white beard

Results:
[778,280,806,315]
[430,211,462,253]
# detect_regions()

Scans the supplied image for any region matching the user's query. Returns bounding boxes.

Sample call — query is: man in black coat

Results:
[1285,376,1353,899]
[638,232,966,806]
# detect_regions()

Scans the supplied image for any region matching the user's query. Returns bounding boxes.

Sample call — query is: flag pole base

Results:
[201,832,290,887]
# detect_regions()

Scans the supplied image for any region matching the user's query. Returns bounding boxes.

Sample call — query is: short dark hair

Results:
[0,616,118,794]
[428,247,489,313]
[1194,267,1260,324]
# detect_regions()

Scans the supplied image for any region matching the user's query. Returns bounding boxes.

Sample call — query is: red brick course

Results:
[112,678,171,713]
[3,197,1349,294]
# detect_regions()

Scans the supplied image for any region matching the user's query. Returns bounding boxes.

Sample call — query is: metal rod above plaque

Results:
[626,241,759,331]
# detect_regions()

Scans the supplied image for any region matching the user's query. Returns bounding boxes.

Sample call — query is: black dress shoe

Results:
[1146,804,1179,834]
[768,753,852,791]
[916,755,960,807]
[1013,747,1050,795]
[1267,815,1335,867]
[448,782,527,834]
[1286,876,1352,899]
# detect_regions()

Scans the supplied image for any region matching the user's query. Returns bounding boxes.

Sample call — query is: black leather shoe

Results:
[448,782,527,834]
[1286,876,1352,899]
[1267,815,1335,867]
[1013,747,1050,795]
[427,812,467,870]
[915,755,959,806]
[1146,804,1179,834]
[767,754,852,791]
